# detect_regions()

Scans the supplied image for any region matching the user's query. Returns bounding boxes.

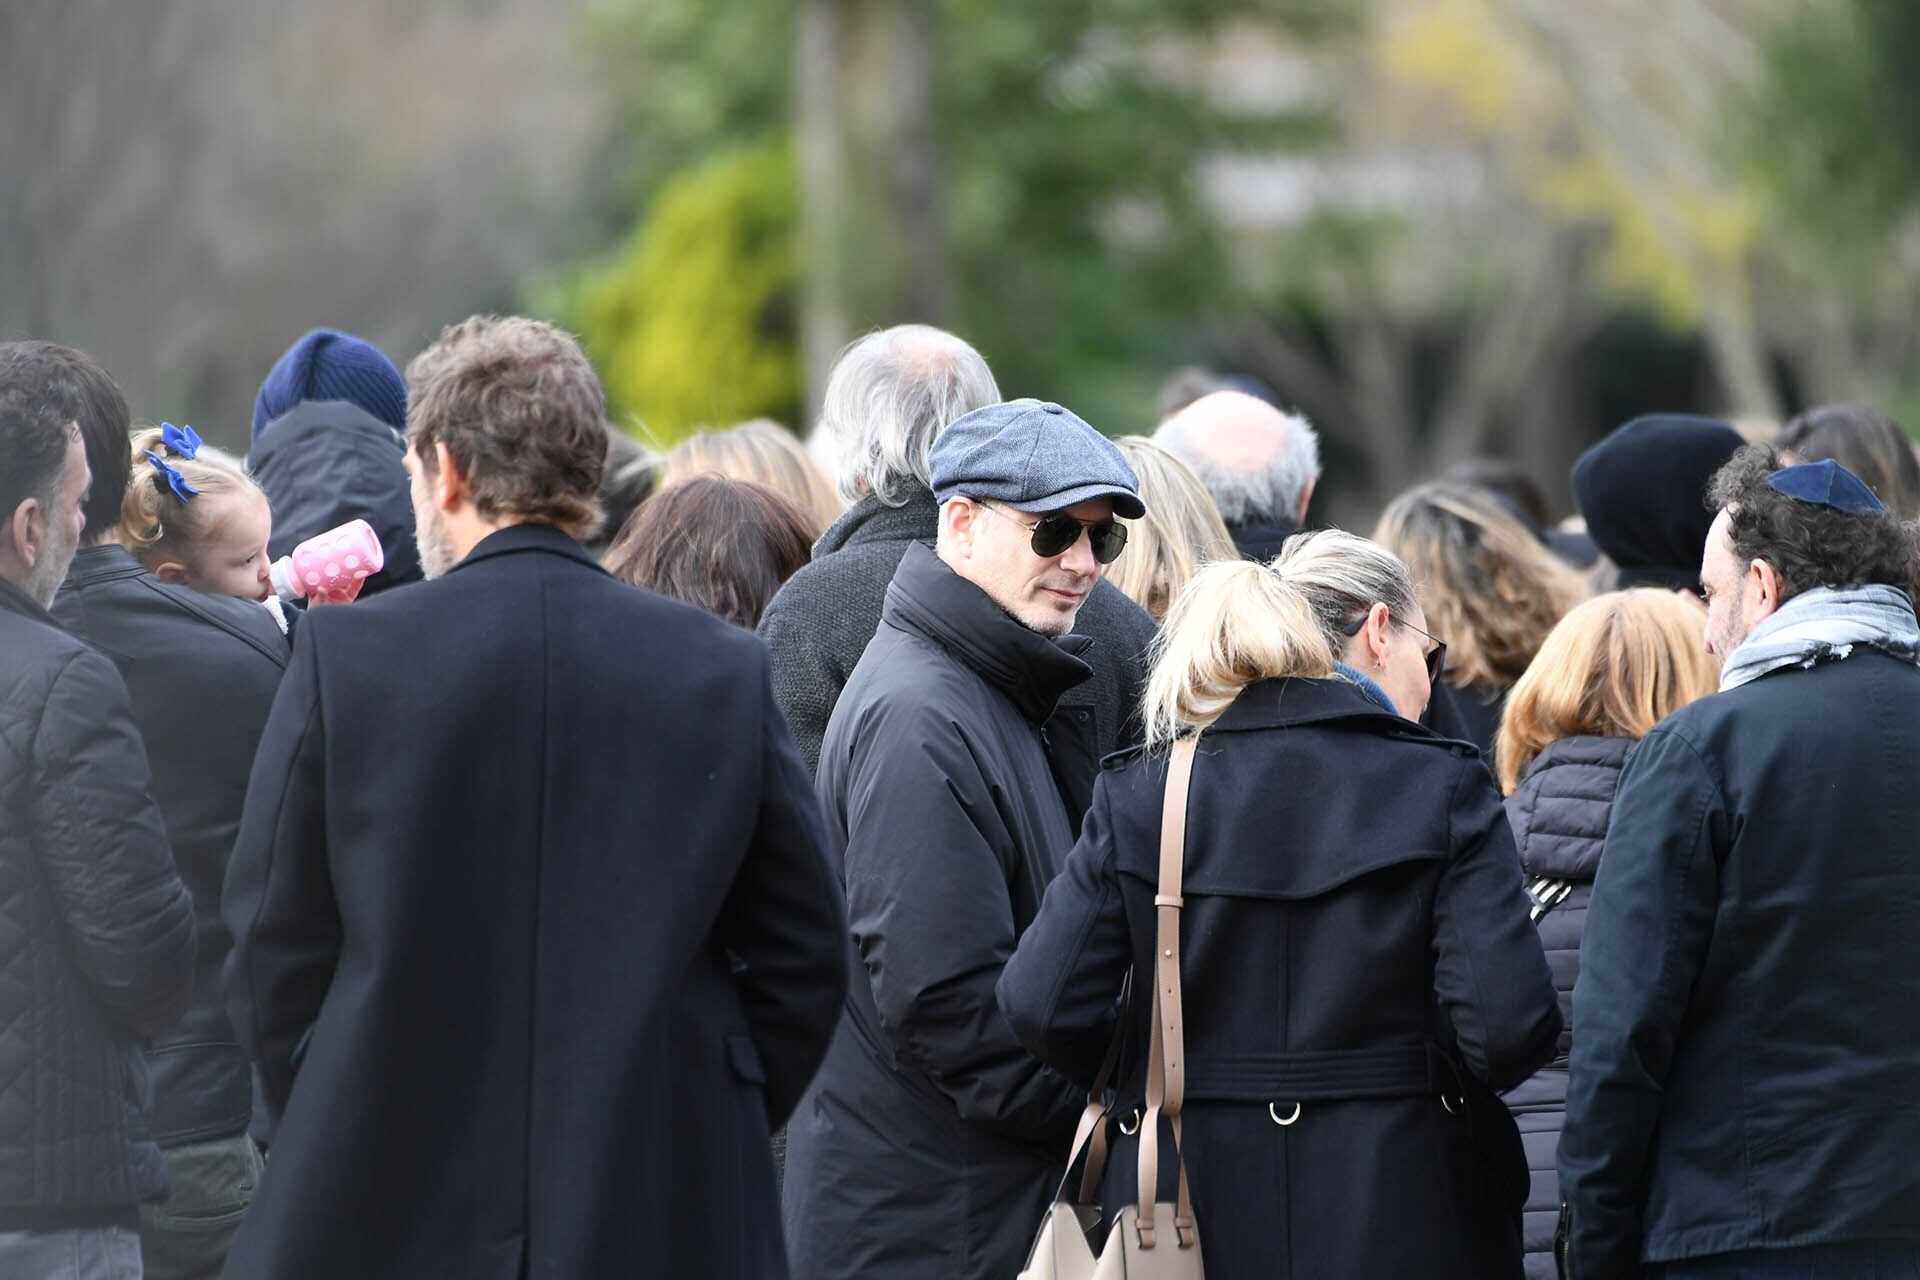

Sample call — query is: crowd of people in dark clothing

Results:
[1,316,1917,1280]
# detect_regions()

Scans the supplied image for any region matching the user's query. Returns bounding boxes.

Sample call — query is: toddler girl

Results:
[119,423,275,602]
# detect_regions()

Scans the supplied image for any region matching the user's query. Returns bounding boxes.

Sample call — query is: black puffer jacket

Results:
[248,399,422,597]
[782,543,1093,1280]
[757,486,1155,815]
[1500,734,1631,1279]
[0,576,196,1223]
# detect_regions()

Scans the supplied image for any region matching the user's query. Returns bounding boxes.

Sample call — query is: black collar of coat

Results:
[814,484,939,557]
[1208,675,1470,749]
[0,573,58,628]
[449,522,605,575]
[1228,515,1300,563]
[61,544,290,668]
[882,540,1094,726]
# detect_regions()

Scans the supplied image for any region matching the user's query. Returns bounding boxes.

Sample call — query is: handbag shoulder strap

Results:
[1056,971,1132,1204]
[1135,735,1198,1249]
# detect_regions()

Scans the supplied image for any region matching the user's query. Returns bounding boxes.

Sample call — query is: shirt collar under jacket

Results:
[881,540,1094,727]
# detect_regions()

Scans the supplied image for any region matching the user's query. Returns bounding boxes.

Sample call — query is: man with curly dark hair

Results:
[1560,445,1920,1279]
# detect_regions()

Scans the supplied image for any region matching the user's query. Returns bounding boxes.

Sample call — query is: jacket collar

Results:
[64,542,148,589]
[1228,515,1300,563]
[248,399,407,465]
[815,485,938,558]
[447,522,604,575]
[0,573,59,629]
[882,541,1093,725]
[1208,674,1448,741]
[60,545,289,668]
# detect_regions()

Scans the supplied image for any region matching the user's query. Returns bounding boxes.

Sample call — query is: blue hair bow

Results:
[159,422,201,459]
[143,451,200,503]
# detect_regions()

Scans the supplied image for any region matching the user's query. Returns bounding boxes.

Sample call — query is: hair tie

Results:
[158,421,201,459]
[143,450,199,503]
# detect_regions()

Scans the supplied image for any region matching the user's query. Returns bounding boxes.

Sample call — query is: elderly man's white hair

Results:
[1154,390,1322,526]
[821,324,1001,506]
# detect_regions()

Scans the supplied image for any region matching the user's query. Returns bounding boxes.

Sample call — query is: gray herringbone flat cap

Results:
[929,398,1145,518]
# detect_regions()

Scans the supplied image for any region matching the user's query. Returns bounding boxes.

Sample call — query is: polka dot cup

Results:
[268,518,386,606]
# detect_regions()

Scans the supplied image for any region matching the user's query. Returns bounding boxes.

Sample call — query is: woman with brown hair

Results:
[1494,589,1720,1279]
[603,475,815,629]
[1375,481,1588,757]
[1108,437,1234,622]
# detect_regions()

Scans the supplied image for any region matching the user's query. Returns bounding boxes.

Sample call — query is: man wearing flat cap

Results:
[1561,445,1920,1279]
[783,399,1143,1280]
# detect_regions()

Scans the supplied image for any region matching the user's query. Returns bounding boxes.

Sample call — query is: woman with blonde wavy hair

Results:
[1108,437,1234,622]
[1493,589,1718,1279]
[659,418,844,536]
[1375,481,1588,757]
[1001,530,1558,1280]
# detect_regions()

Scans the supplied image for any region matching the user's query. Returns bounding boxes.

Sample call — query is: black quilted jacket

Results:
[0,576,196,1224]
[1499,734,1632,1279]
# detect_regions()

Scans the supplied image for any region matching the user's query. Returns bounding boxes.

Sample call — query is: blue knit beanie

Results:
[252,328,408,441]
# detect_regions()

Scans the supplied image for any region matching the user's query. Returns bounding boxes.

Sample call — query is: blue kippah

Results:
[1766,458,1885,516]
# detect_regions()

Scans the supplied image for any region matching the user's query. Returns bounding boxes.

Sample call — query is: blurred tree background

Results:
[9,0,1920,522]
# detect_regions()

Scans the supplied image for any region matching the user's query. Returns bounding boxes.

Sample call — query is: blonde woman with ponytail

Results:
[1001,529,1559,1280]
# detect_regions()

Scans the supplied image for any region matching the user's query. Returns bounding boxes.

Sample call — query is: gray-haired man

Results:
[783,400,1143,1280]
[1155,388,1321,562]
[758,326,1155,817]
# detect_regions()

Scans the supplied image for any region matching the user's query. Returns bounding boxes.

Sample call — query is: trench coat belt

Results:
[1169,1043,1445,1103]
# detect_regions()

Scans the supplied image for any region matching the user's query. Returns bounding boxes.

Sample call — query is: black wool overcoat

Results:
[998,676,1562,1280]
[221,524,849,1280]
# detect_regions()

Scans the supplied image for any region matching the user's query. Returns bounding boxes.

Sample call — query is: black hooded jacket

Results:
[782,542,1095,1280]
[248,399,422,597]
[1571,415,1742,591]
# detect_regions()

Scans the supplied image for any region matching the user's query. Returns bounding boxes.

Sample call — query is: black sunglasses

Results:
[1342,611,1448,683]
[981,503,1129,565]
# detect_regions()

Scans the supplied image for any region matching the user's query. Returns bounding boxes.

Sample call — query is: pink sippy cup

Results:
[268,518,385,605]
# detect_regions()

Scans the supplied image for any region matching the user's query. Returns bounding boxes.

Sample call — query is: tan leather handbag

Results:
[1019,737,1205,1280]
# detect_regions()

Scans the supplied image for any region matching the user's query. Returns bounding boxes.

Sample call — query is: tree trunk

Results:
[793,0,948,427]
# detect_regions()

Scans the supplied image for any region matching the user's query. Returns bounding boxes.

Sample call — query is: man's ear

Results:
[6,498,45,569]
[431,441,467,515]
[1749,557,1785,616]
[941,497,977,560]
[1296,477,1316,526]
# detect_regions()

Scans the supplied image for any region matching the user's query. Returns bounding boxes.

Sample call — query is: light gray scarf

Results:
[1718,584,1920,691]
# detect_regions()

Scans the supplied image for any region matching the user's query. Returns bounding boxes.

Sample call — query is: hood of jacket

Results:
[1503,734,1634,880]
[248,398,422,595]
[882,541,1093,726]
